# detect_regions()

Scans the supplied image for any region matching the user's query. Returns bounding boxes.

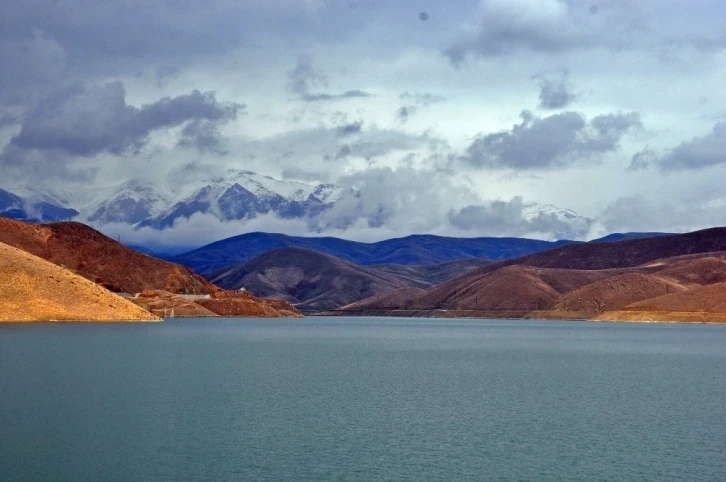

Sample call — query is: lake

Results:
[1,317,725,481]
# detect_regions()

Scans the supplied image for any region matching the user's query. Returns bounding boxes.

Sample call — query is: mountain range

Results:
[174,230,674,312]
[0,170,594,244]
[173,232,577,276]
[0,170,346,228]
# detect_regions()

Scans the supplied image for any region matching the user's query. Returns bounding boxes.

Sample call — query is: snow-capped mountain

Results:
[522,204,594,240]
[1,172,594,242]
[0,170,346,228]
[0,188,26,220]
[0,187,79,222]
[84,179,173,225]
[137,170,345,229]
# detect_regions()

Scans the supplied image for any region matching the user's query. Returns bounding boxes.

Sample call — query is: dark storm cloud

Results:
[6,82,241,157]
[628,122,726,171]
[287,55,372,102]
[534,71,577,109]
[461,110,641,169]
[447,196,592,239]
[0,82,242,179]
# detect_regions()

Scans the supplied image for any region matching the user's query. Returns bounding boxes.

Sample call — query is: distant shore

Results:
[314,309,726,324]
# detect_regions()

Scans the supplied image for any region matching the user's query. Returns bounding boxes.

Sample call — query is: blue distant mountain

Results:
[173,232,580,276]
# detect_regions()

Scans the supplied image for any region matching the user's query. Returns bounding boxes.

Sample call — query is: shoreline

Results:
[311,309,726,325]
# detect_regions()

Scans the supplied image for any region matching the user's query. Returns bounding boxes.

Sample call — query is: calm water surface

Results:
[1,317,725,481]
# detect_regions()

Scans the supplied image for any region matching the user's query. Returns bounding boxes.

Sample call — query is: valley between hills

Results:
[2,214,726,323]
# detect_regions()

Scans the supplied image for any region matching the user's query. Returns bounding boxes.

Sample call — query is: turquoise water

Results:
[1,317,725,481]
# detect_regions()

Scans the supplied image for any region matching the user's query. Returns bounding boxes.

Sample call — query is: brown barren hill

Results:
[651,254,726,286]
[406,266,618,311]
[623,282,726,314]
[0,217,216,294]
[551,272,686,314]
[0,242,159,322]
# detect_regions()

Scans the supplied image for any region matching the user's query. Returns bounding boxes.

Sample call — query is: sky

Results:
[1,0,726,243]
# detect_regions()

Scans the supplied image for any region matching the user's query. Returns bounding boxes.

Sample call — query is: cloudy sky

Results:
[2,0,726,243]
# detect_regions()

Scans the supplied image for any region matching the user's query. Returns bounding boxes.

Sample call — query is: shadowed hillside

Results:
[0,242,159,322]
[0,217,216,294]
[212,248,493,311]
[212,247,423,311]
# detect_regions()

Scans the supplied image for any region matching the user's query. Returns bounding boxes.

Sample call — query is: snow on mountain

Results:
[522,204,594,240]
[0,186,79,222]
[138,170,346,230]
[1,171,591,241]
[83,179,173,225]
[0,170,346,229]
[311,183,345,204]
[0,188,26,220]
